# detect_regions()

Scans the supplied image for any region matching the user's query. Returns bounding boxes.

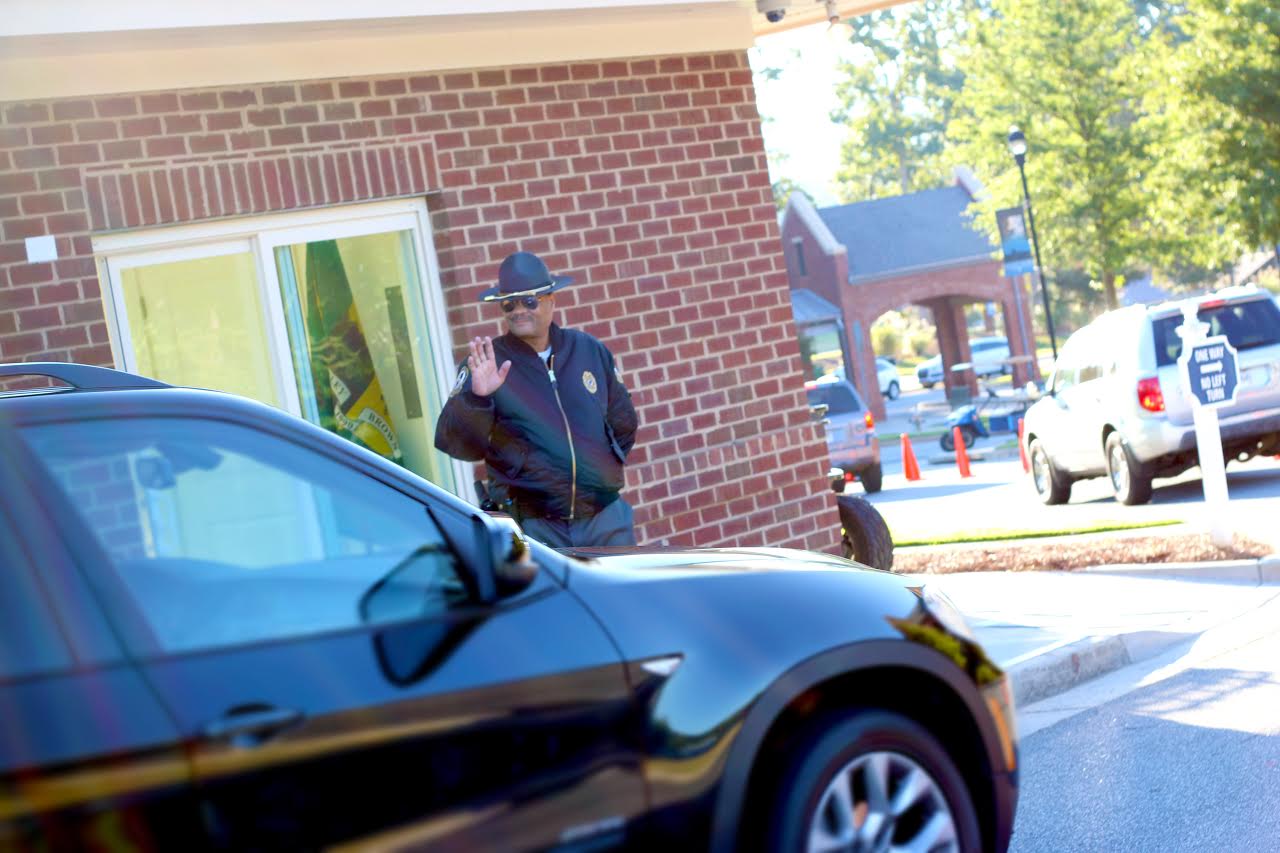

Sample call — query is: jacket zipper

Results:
[547,354,578,520]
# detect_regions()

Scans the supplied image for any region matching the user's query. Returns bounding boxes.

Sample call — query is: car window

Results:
[1152,299,1280,366]
[1078,363,1103,383]
[807,383,861,415]
[23,418,470,656]
[0,507,75,680]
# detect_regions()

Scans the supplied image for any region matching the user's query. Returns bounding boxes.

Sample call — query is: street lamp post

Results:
[1007,125,1058,362]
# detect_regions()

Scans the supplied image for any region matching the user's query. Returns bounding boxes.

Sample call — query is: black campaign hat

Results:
[477,251,574,302]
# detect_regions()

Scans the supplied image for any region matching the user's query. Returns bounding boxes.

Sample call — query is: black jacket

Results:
[434,324,638,520]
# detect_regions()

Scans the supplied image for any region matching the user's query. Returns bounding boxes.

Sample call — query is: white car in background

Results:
[876,357,901,399]
[916,337,1011,388]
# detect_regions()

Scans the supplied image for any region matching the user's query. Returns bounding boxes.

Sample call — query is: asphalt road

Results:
[1010,623,1280,852]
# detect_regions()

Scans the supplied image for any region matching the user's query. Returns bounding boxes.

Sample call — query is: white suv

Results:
[1023,286,1280,505]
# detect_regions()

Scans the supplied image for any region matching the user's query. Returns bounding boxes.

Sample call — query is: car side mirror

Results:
[484,514,538,595]
[809,402,829,422]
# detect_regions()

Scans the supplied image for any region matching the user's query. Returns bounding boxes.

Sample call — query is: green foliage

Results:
[947,0,1161,310]
[830,0,970,202]
[1146,0,1280,258]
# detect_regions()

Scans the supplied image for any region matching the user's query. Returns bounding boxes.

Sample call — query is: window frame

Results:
[92,198,471,498]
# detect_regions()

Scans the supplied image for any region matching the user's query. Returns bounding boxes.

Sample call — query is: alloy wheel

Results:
[1032,448,1050,496]
[806,750,959,853]
[1109,444,1129,495]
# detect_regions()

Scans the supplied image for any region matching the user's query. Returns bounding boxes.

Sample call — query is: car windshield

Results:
[807,383,861,415]
[1152,298,1280,366]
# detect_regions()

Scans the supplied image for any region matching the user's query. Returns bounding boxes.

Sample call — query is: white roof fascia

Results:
[786,192,846,258]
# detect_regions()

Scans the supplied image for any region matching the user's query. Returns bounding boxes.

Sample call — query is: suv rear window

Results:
[1153,298,1280,367]
[807,383,861,414]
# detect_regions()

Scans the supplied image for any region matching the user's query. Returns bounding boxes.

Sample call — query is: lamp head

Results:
[1007,125,1028,164]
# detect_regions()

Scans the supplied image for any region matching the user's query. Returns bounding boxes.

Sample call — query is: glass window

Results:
[0,508,73,680]
[792,238,807,277]
[798,322,845,381]
[807,382,860,415]
[1152,299,1280,366]
[274,231,455,485]
[118,248,280,406]
[23,418,469,656]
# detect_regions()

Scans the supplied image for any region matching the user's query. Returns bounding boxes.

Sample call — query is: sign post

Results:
[1176,306,1239,547]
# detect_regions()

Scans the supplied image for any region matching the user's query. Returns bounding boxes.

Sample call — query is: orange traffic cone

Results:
[900,433,922,481]
[953,426,972,478]
[1017,417,1030,473]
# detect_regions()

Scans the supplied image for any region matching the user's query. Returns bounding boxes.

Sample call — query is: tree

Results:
[948,0,1157,310]
[1146,0,1280,262]
[829,0,970,202]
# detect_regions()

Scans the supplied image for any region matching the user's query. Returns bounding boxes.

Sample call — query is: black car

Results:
[0,363,1018,852]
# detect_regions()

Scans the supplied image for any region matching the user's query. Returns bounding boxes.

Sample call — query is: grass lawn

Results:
[893,518,1182,548]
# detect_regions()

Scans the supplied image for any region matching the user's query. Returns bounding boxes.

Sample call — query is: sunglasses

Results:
[500,294,545,313]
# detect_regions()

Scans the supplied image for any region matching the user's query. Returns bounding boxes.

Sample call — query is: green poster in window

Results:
[304,240,401,460]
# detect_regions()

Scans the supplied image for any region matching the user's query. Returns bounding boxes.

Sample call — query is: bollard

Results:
[953,426,972,478]
[1017,417,1030,473]
[900,433,922,481]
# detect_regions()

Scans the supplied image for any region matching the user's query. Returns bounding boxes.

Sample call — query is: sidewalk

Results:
[925,558,1280,707]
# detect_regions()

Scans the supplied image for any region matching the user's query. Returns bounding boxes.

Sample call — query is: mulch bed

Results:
[892,532,1276,575]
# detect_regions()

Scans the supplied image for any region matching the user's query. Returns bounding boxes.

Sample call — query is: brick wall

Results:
[0,51,838,551]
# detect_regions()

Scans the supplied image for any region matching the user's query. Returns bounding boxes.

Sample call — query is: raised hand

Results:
[467,336,511,397]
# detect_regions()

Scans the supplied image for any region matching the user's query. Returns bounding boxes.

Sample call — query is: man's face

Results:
[501,292,555,344]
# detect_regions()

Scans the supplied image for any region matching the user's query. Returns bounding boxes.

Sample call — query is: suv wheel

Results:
[1106,432,1153,505]
[886,380,900,400]
[1029,438,1071,505]
[766,709,980,853]
[837,495,893,571]
[859,462,883,494]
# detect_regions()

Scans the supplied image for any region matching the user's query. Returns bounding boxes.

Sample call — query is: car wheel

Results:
[1029,438,1071,505]
[831,475,846,494]
[921,381,935,390]
[886,380,900,400]
[1106,432,1153,505]
[837,494,893,571]
[859,462,883,494]
[766,709,980,853]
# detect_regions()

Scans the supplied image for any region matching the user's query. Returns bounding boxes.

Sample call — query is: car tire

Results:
[1029,438,1071,505]
[831,475,846,494]
[859,462,883,494]
[765,709,981,853]
[837,494,893,571]
[886,380,900,400]
[921,381,935,390]
[1106,432,1153,506]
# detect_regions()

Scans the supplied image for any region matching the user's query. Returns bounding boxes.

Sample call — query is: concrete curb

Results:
[1083,554,1280,584]
[1006,629,1194,707]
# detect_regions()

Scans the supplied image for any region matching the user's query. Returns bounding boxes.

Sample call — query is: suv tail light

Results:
[1137,376,1164,413]
[864,411,875,429]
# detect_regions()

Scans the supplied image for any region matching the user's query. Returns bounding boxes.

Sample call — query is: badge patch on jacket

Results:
[449,366,469,398]
[582,370,598,394]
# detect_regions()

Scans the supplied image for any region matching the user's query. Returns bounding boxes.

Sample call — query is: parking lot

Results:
[862,383,1280,547]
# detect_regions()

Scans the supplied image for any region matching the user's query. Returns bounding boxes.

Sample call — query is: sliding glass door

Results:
[97,201,464,494]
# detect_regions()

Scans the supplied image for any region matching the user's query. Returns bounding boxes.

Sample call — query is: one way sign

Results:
[1180,335,1239,409]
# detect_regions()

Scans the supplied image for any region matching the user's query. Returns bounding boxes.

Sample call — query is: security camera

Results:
[757,0,788,23]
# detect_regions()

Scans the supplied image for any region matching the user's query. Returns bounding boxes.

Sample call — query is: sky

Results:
[748,21,856,207]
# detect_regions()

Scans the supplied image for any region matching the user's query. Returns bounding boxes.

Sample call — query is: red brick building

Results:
[782,177,1040,421]
[0,2,892,551]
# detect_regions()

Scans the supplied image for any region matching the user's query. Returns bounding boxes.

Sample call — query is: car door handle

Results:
[202,705,304,747]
